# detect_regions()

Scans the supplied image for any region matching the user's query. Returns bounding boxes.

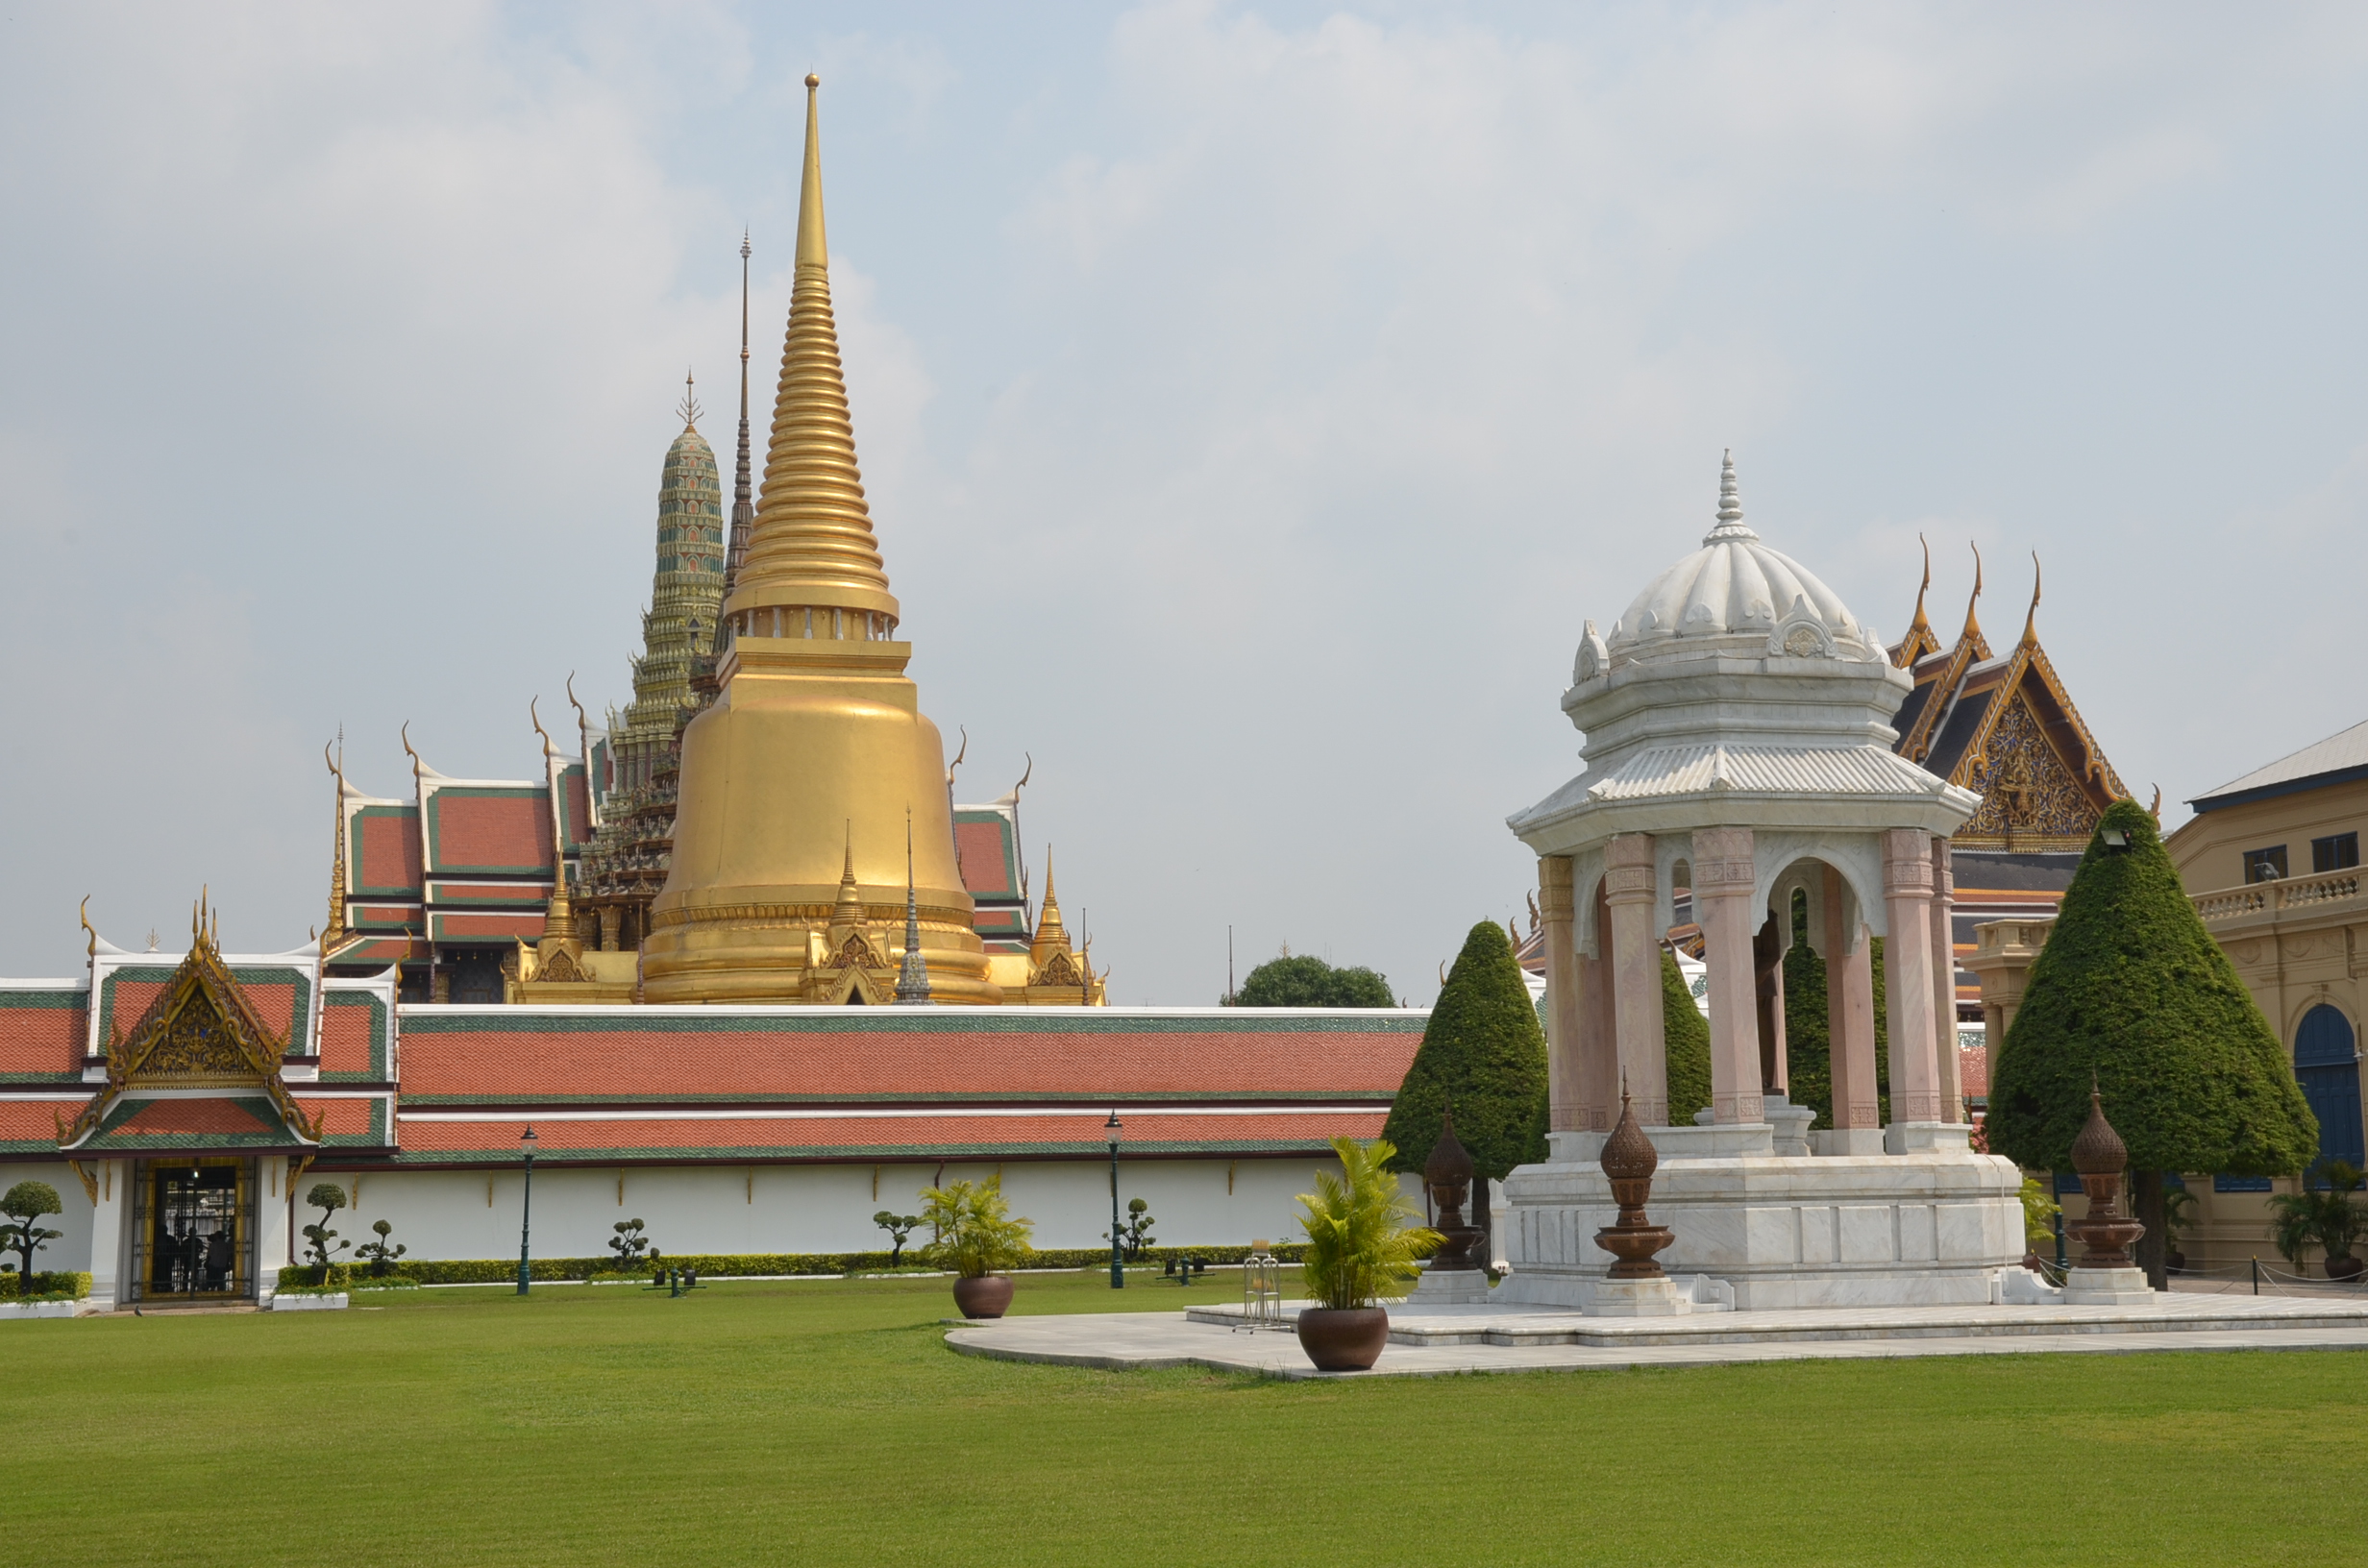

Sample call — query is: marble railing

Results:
[2191,869,2365,925]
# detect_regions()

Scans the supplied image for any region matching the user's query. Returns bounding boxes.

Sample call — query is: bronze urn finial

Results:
[2064,1079,2144,1268]
[1422,1099,1486,1273]
[1594,1082,1674,1280]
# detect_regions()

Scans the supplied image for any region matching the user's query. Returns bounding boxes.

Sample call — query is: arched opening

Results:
[2296,1004,2363,1173]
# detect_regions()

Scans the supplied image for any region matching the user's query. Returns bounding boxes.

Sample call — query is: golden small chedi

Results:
[641,76,995,1005]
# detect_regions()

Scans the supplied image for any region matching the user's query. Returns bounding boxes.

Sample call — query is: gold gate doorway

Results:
[129,1158,257,1303]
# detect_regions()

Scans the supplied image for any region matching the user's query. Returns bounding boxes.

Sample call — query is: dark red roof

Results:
[394,1016,1421,1102]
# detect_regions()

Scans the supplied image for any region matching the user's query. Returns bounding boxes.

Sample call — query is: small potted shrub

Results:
[919,1175,1033,1319]
[2271,1161,2368,1280]
[1294,1137,1441,1372]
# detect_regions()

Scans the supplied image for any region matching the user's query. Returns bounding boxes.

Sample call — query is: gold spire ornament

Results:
[1961,542,1985,644]
[641,75,996,1003]
[323,732,349,951]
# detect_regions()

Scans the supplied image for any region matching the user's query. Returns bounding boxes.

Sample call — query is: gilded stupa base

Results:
[641,893,1000,1006]
[640,633,1002,1007]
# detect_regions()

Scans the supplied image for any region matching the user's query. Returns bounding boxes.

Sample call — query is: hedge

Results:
[1382,920,1548,1181]
[1779,894,1891,1129]
[1661,949,1713,1125]
[275,1243,1308,1286]
[0,1270,91,1301]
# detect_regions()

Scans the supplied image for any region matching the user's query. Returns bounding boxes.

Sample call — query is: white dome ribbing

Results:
[1595,452,1880,674]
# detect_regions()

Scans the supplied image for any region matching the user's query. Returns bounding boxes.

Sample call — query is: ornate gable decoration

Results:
[1958,691,2100,847]
[1892,552,2131,850]
[63,902,318,1148]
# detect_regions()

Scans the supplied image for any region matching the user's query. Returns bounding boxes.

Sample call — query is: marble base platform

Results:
[1401,1269,1496,1307]
[2061,1267,2155,1307]
[949,1292,2368,1380]
[1501,1126,2023,1311]
[1406,1267,1492,1306]
[1585,1276,1691,1316]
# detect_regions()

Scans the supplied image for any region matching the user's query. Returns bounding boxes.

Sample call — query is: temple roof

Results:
[2189,717,2368,813]
[1887,553,2128,851]
[62,905,320,1154]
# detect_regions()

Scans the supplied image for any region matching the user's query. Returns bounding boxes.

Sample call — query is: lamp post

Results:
[1105,1109,1124,1289]
[516,1125,537,1296]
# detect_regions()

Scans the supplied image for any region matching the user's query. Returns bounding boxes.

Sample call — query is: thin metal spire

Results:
[895,805,932,1004]
[725,230,754,592]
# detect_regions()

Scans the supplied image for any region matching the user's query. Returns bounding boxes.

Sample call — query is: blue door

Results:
[2295,1004,2365,1173]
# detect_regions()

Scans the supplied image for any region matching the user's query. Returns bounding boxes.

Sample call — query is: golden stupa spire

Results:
[826,822,865,940]
[545,857,574,944]
[1028,847,1069,967]
[725,73,900,643]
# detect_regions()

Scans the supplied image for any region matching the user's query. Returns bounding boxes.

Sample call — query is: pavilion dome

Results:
[1581,453,1882,682]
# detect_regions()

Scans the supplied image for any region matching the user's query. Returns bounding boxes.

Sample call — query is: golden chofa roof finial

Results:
[1893,533,1934,668]
[324,731,350,951]
[2020,551,2042,647]
[722,69,901,641]
[1961,542,1985,643]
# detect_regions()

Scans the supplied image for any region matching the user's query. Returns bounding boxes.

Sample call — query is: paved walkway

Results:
[947,1295,2368,1380]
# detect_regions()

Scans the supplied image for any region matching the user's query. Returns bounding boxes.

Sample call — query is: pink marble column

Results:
[1691,826,1764,1125]
[1822,866,1881,1131]
[1602,833,1668,1125]
[1883,828,1943,1124]
[1931,835,1964,1125]
[1578,880,1619,1132]
[1538,856,1586,1133]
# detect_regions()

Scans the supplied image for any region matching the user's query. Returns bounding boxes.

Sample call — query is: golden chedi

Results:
[642,77,998,1005]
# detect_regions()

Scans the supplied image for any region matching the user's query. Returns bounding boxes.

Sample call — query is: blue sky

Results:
[3,3,2365,1000]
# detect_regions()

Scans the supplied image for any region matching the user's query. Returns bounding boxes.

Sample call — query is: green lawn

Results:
[16,1270,2363,1566]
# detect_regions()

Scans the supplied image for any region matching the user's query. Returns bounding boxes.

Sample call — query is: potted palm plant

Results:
[1294,1137,1442,1371]
[2270,1161,2368,1280]
[919,1175,1034,1318]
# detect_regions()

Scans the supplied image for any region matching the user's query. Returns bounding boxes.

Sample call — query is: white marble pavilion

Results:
[1501,454,2024,1311]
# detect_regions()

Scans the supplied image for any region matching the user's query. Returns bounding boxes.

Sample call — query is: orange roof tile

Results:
[395,1020,1419,1101]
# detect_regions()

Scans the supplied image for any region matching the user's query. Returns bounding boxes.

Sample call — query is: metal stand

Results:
[1237,1241,1284,1332]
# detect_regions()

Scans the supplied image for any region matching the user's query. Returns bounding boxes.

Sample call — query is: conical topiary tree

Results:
[1383,921,1549,1212]
[1987,798,2319,1287]
[1661,949,1713,1125]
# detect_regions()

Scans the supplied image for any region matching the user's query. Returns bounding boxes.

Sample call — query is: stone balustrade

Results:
[2190,869,2366,925]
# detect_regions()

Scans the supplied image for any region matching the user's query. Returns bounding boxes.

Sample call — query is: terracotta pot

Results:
[951,1275,1014,1319]
[2328,1254,2364,1282]
[1295,1307,1390,1371]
